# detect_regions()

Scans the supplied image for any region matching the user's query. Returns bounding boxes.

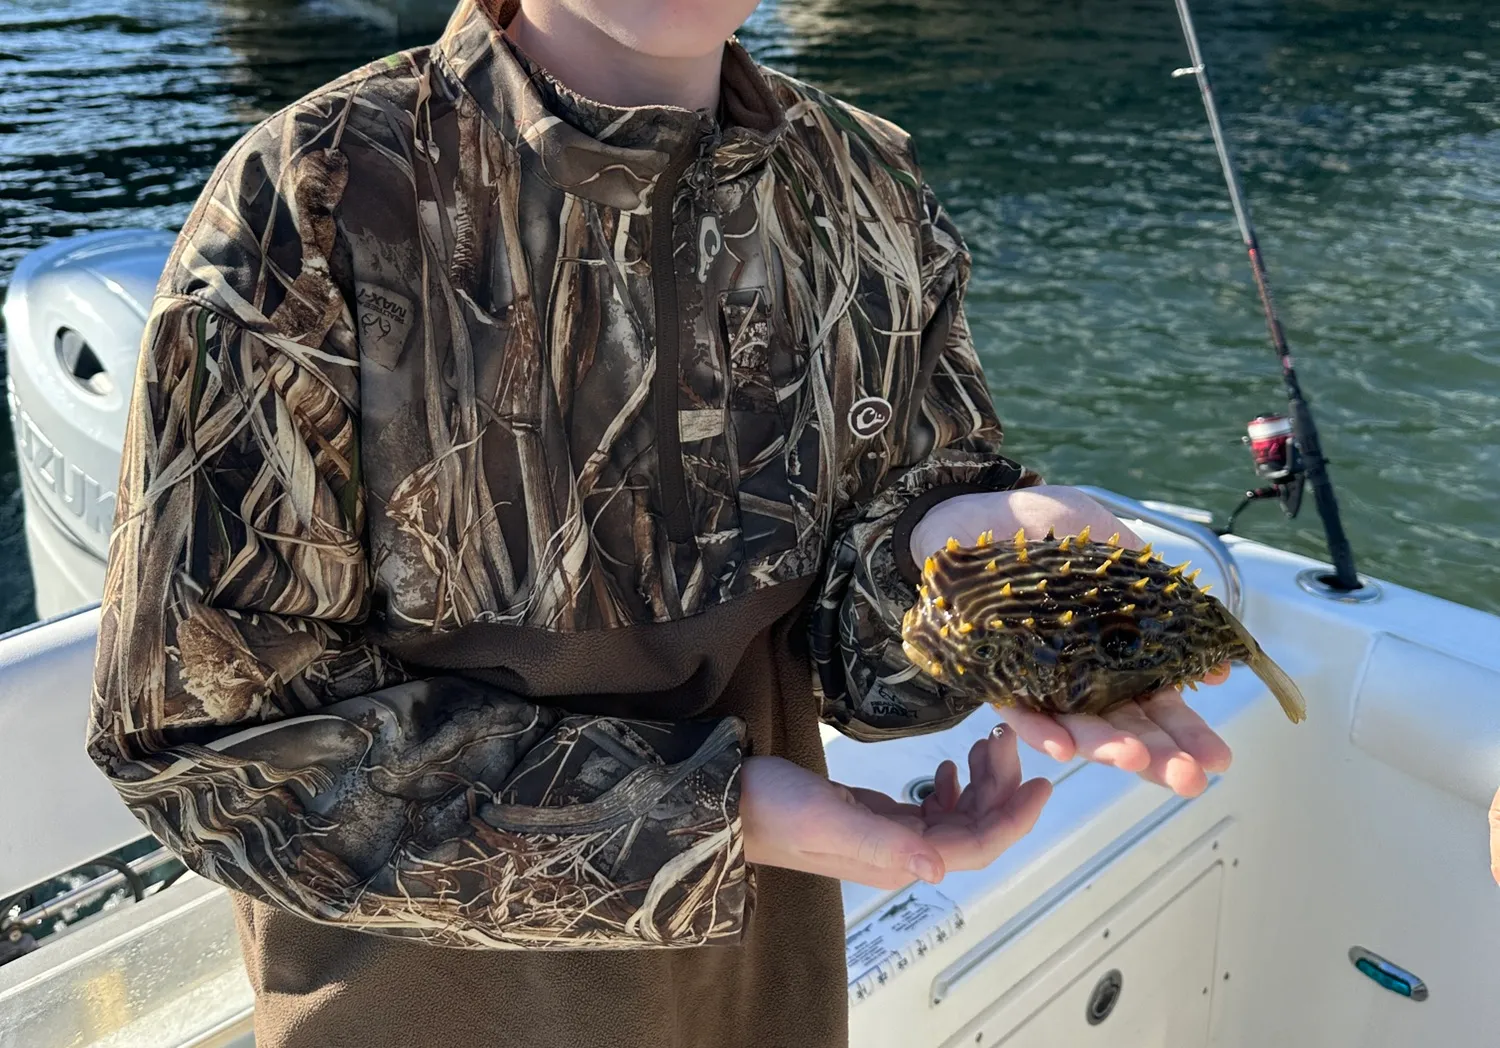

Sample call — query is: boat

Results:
[4,223,1498,1047]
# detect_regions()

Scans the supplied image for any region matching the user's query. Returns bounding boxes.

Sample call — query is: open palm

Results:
[741,728,1052,890]
[911,484,1236,798]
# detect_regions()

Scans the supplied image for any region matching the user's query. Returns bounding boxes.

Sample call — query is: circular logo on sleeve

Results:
[848,396,894,439]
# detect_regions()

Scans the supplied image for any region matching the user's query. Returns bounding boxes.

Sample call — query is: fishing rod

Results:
[1169,0,1362,592]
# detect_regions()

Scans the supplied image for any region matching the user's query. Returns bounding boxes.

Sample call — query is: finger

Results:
[941,760,962,807]
[1054,711,1153,773]
[791,850,928,891]
[1202,662,1232,686]
[929,777,1054,870]
[1138,687,1233,773]
[959,734,992,815]
[1101,698,1208,797]
[995,702,1077,762]
[928,760,961,816]
[1489,785,1500,886]
[815,799,946,883]
[986,726,1025,799]
[990,777,1053,849]
[965,727,1024,817]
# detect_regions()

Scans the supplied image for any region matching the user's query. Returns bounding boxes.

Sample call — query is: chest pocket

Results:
[718,286,822,584]
[722,289,779,412]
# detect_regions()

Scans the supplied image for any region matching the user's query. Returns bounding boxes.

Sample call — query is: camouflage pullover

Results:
[88,0,1038,952]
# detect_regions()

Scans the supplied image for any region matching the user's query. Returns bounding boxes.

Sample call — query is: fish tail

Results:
[1223,612,1308,724]
[1245,647,1308,724]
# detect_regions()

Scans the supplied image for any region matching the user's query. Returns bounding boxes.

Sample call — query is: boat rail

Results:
[1073,486,1243,617]
[5,843,178,935]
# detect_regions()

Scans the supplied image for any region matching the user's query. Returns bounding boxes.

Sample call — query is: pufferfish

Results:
[900,527,1307,723]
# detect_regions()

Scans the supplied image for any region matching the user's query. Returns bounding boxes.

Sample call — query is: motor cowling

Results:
[3,229,172,620]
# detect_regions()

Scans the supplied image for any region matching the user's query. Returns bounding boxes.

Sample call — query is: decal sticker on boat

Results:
[846,883,964,1006]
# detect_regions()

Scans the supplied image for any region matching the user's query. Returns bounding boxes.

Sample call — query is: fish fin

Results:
[1223,614,1307,724]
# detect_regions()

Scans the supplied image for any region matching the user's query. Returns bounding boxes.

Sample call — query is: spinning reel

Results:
[1219,413,1307,536]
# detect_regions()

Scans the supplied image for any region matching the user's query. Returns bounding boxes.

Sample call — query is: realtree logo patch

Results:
[848,396,894,439]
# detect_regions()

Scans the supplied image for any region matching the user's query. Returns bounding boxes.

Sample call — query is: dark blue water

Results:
[2,0,1497,631]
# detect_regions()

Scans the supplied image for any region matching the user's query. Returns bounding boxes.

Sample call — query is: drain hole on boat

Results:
[905,777,936,804]
[1086,969,1123,1026]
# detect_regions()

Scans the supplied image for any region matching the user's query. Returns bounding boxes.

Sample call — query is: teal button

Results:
[1356,958,1411,997]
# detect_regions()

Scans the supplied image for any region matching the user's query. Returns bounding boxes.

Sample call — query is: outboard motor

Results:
[3,230,172,620]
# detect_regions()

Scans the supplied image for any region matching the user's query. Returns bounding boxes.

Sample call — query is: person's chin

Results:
[587,0,759,59]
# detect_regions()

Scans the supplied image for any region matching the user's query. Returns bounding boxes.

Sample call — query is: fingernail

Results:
[1043,740,1066,760]
[908,855,941,883]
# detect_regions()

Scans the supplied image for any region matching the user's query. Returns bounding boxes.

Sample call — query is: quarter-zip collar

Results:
[436,0,788,209]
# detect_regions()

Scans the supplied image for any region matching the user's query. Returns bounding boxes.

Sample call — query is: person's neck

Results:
[506,4,724,113]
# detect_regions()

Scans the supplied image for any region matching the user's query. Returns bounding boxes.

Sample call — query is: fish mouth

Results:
[902,639,932,667]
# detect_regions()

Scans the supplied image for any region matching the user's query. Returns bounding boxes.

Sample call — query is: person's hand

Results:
[910,484,1234,798]
[998,670,1232,797]
[1488,784,1500,885]
[740,728,1052,890]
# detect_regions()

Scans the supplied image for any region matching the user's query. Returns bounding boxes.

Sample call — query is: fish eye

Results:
[971,642,999,661]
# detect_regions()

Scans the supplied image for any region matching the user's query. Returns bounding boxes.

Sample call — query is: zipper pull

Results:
[691,120,723,284]
[697,213,722,283]
[690,119,722,203]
